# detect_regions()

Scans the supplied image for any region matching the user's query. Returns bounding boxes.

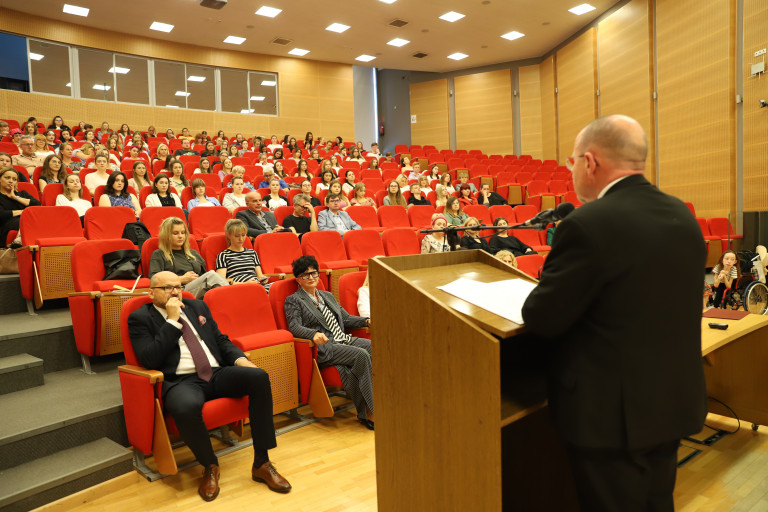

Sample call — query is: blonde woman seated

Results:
[98,171,142,218]
[444,196,468,227]
[382,180,407,207]
[264,178,288,211]
[349,182,376,209]
[421,214,452,254]
[215,219,269,286]
[145,174,182,208]
[151,143,170,169]
[149,217,229,299]
[222,176,247,213]
[325,179,350,208]
[434,184,450,209]
[186,178,221,210]
[459,217,490,252]
[494,250,518,268]
[33,134,54,158]
[395,174,409,193]
[418,175,432,196]
[55,174,92,220]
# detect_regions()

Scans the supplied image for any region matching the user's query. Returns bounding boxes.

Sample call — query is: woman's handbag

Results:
[0,249,19,274]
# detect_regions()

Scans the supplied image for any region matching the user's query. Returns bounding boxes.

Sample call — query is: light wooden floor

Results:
[34,412,768,512]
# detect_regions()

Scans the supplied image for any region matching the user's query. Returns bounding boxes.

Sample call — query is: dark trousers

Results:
[162,366,277,467]
[566,440,680,512]
[713,282,727,308]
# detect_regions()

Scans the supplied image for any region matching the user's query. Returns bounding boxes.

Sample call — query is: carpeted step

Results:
[0,353,43,395]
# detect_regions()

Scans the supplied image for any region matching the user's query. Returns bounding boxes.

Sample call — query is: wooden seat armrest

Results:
[264,272,286,279]
[293,337,316,347]
[118,365,164,383]
[17,245,39,253]
[69,291,100,298]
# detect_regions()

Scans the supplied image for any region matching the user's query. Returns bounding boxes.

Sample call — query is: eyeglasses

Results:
[298,271,319,280]
[151,285,183,293]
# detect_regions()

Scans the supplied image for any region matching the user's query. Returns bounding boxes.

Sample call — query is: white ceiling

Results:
[4,0,619,73]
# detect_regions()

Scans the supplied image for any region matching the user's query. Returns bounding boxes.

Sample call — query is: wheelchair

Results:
[720,251,768,315]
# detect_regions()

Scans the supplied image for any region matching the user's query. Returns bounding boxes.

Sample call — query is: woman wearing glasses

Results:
[284,255,374,430]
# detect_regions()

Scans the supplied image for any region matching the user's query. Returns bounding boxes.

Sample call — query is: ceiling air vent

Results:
[388,19,409,28]
[412,52,428,59]
[271,37,292,46]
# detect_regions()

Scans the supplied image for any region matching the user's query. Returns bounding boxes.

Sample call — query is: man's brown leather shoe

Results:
[199,464,220,501]
[252,461,291,493]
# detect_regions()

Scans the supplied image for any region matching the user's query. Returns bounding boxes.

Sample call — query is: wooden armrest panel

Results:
[118,365,164,383]
[293,337,316,347]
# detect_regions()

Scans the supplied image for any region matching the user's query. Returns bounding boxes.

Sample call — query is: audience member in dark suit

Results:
[522,115,707,512]
[283,256,374,430]
[235,191,284,239]
[128,271,291,501]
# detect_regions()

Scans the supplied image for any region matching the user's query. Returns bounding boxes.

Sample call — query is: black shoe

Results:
[358,418,374,430]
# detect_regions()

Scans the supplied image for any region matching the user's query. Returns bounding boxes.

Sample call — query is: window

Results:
[154,60,187,108]
[115,55,148,105]
[29,40,70,96]
[220,69,249,114]
[79,48,115,101]
[186,65,214,111]
[248,71,278,115]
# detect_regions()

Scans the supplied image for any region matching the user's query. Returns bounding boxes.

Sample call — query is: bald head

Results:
[575,115,647,171]
[246,191,263,213]
[150,271,179,288]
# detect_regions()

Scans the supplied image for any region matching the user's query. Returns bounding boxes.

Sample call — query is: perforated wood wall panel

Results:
[556,29,598,165]
[37,247,75,300]
[409,79,450,149]
[99,294,147,355]
[454,70,514,155]
[539,56,559,161]
[518,65,543,160]
[248,342,299,415]
[598,0,656,183]
[656,0,736,220]
[743,0,768,212]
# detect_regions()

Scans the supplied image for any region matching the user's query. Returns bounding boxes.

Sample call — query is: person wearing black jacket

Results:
[477,182,507,207]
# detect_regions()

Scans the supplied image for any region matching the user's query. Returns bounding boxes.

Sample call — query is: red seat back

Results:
[377,205,409,228]
[343,230,385,265]
[139,207,186,237]
[407,204,436,228]
[71,238,137,291]
[513,205,537,224]
[301,230,349,262]
[382,227,420,256]
[254,232,303,274]
[204,283,278,338]
[346,206,381,230]
[200,233,252,271]
[84,207,136,240]
[20,206,83,245]
[516,254,546,279]
[188,206,231,239]
[489,205,515,222]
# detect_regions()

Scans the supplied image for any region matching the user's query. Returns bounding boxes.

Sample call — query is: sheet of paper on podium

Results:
[436,277,537,324]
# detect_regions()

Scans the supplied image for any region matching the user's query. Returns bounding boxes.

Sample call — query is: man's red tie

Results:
[178,317,213,382]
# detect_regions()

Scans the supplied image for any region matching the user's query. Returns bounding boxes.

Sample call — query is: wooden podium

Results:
[369,250,578,512]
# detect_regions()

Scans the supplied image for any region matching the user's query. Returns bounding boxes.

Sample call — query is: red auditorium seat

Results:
[139,207,186,237]
[253,232,303,277]
[377,205,410,228]
[337,270,371,339]
[199,233,253,271]
[84,207,136,240]
[300,230,358,299]
[516,254,546,279]
[407,204,436,229]
[346,206,385,233]
[382,227,420,256]
[188,206,231,241]
[342,229,385,267]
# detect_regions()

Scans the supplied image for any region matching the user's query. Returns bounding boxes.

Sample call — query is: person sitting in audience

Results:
[72,121,86,138]
[488,217,536,256]
[318,193,361,235]
[174,138,200,157]
[273,161,290,182]
[303,131,314,150]
[12,135,44,175]
[439,172,455,194]
[223,176,247,213]
[349,182,376,209]
[130,137,150,158]
[45,130,60,152]
[58,129,73,146]
[428,164,441,182]
[237,192,284,238]
[477,182,507,207]
[187,179,221,210]
[336,146,348,161]
[165,128,175,140]
[494,249,518,267]
[444,196,468,227]
[421,214,452,254]
[99,170,141,217]
[284,255,373,429]
[383,180,407,207]
[457,174,478,193]
[300,179,321,207]
[326,180,350,208]
[218,156,235,182]
[460,217,490,252]
[407,161,422,181]
[194,157,212,175]
[0,167,40,247]
[342,170,356,195]
[347,147,366,164]
[23,121,38,137]
[96,121,111,140]
[55,174,91,221]
[382,152,396,164]
[168,159,190,192]
[290,148,302,164]
[400,156,413,172]
[152,143,171,169]
[38,154,66,195]
[105,135,122,156]
[215,219,270,286]
[145,174,183,208]
[318,159,335,178]
[230,165,255,191]
[712,250,739,308]
[257,153,274,174]
[407,182,431,208]
[368,157,380,172]
[294,159,312,181]
[272,147,284,161]
[395,174,409,193]
[9,128,23,147]
[116,124,131,146]
[128,160,152,192]
[146,125,157,138]
[316,169,335,196]
[329,155,342,173]
[127,132,145,149]
[49,115,70,132]
[267,135,282,152]
[0,121,11,138]
[200,141,217,160]
[73,142,94,163]
[357,273,371,317]
[149,216,228,298]
[367,143,381,158]
[418,175,432,196]
[282,194,318,239]
[259,168,289,190]
[458,184,477,208]
[58,143,82,173]
[309,148,322,164]
[84,153,111,195]
[264,178,288,211]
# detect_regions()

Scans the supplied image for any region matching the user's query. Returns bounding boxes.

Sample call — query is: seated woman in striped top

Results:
[215,219,269,287]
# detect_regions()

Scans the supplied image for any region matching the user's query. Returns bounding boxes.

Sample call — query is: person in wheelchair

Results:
[712,250,738,308]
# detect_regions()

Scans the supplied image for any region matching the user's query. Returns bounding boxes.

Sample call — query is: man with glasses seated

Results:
[11,135,41,181]
[284,256,374,430]
[317,193,361,236]
[128,271,292,502]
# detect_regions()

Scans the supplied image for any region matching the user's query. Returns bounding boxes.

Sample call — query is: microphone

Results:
[521,202,575,228]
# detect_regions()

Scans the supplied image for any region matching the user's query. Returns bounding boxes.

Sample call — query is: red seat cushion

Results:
[231,329,294,351]
[36,237,87,247]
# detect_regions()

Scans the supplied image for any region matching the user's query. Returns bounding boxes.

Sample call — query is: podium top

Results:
[701,313,768,356]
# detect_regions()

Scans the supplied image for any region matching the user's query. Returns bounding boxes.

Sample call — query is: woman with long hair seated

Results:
[38,154,67,195]
[444,196,468,227]
[127,160,152,192]
[342,170,356,196]
[315,169,335,196]
[349,182,376,209]
[218,156,234,182]
[460,217,490,252]
[152,143,170,169]
[222,176,247,213]
[84,153,111,195]
[149,216,229,298]
[194,157,213,174]
[186,178,221,210]
[294,159,313,181]
[264,178,288,211]
[434,184,450,209]
[55,174,91,221]
[439,172,455,194]
[168,159,189,192]
[382,180,406,207]
[58,143,82,174]
[145,174,182,208]
[421,213,452,254]
[458,183,477,208]
[0,168,40,247]
[98,171,141,218]
[488,217,536,256]
[325,179,350,208]
[284,255,373,429]
[215,219,269,286]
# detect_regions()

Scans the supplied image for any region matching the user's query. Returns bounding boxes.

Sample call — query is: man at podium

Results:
[521,115,707,512]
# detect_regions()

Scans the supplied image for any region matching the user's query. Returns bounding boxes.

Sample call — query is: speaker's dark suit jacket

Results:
[128,299,246,393]
[521,174,708,451]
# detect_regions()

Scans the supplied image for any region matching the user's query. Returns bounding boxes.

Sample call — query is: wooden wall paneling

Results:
[742,0,768,212]
[539,56,558,161]
[556,28,598,165]
[518,65,543,160]
[409,79,450,149]
[598,0,656,183]
[454,70,514,155]
[656,0,736,220]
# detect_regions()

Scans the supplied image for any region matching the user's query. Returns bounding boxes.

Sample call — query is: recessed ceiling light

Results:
[326,23,350,33]
[261,80,277,86]
[165,105,180,109]
[93,84,111,91]
[501,31,525,41]
[108,66,130,74]
[387,38,410,47]
[150,22,174,33]
[240,109,256,114]
[187,76,206,82]
[175,91,190,97]
[379,0,397,3]
[288,48,310,56]
[62,4,89,17]
[356,54,376,62]
[439,11,465,22]
[255,6,282,17]
[223,35,246,45]
[447,52,468,60]
[250,96,266,101]
[29,53,44,61]
[568,3,596,15]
